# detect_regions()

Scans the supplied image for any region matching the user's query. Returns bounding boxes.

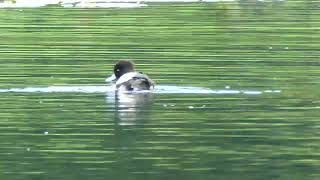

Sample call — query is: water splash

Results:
[0,85,281,95]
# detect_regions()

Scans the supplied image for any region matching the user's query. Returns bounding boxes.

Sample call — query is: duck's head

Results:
[106,60,135,82]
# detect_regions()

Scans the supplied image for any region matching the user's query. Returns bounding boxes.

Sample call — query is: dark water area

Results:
[0,1,320,179]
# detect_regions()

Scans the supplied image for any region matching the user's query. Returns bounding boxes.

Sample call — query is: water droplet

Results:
[269,47,273,50]
[44,131,48,135]
[225,86,230,89]
[188,106,194,109]
[163,104,167,107]
[27,148,30,151]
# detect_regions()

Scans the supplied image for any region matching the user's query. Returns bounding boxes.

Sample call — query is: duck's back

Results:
[116,72,155,91]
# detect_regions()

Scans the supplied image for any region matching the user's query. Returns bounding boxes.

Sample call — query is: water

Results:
[0,85,281,94]
[1,1,320,179]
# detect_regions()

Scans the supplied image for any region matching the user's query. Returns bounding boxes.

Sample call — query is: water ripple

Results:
[0,85,281,94]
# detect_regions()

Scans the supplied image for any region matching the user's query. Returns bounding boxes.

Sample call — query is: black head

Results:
[114,60,135,79]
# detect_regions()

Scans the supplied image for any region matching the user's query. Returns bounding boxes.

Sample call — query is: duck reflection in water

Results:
[104,91,154,176]
[106,91,153,126]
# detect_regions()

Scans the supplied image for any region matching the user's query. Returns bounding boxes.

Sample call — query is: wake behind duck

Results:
[0,85,281,94]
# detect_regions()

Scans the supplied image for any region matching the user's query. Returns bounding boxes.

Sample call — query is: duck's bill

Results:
[105,74,116,82]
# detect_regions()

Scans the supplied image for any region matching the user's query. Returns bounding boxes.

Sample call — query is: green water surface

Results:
[0,1,320,179]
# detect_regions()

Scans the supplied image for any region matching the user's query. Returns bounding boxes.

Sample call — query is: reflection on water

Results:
[107,91,153,125]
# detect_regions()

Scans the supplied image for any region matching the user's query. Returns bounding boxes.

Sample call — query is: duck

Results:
[105,60,155,91]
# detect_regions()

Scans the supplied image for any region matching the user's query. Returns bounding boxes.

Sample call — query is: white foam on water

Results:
[0,0,237,8]
[0,86,108,93]
[0,0,148,8]
[69,2,148,8]
[0,85,281,95]
[0,0,63,8]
